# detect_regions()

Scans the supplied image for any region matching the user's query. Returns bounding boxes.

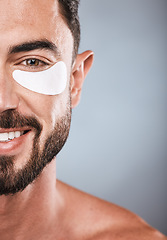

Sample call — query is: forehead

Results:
[0,0,73,64]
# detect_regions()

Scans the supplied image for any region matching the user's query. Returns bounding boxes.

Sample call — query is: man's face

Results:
[0,0,74,195]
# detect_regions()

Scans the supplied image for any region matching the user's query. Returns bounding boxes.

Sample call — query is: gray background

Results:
[57,0,167,235]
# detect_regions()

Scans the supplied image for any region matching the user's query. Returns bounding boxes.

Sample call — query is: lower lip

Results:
[0,131,32,155]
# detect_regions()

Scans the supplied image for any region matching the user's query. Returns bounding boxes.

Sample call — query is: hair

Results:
[58,0,81,59]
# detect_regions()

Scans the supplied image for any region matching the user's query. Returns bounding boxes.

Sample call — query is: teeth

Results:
[0,133,8,142]
[8,132,15,140]
[15,131,21,138]
[0,131,24,142]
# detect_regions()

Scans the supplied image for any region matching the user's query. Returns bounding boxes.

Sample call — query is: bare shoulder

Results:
[57,180,167,240]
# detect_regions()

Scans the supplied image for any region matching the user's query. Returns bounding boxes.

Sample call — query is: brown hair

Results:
[58,0,81,59]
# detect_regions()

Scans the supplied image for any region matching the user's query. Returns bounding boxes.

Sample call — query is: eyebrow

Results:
[8,39,60,55]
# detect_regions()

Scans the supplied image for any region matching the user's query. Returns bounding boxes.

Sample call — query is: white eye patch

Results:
[12,61,67,95]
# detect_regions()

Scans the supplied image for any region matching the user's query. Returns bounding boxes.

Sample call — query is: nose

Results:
[0,69,19,113]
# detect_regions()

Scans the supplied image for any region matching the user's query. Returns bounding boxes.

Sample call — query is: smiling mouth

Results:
[0,130,30,142]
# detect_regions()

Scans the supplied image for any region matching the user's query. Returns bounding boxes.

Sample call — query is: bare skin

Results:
[0,1,166,239]
[57,179,166,240]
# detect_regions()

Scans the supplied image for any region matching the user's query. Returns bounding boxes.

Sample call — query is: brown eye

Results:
[26,59,40,66]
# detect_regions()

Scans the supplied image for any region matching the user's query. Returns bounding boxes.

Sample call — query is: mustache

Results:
[0,110,42,134]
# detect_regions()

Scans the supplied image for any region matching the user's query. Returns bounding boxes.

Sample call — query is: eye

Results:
[14,57,51,72]
[26,59,40,66]
[23,58,48,67]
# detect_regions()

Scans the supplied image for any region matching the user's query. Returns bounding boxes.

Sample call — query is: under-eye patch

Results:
[12,61,67,95]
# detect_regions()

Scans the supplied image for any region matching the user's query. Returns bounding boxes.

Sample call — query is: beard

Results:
[0,105,71,196]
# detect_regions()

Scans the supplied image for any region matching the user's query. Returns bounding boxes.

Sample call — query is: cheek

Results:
[22,88,70,129]
[31,96,64,129]
[50,88,71,126]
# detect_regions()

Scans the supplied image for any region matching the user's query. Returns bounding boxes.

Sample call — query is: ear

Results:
[71,50,94,108]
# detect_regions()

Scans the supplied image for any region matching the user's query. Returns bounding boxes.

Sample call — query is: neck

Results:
[0,159,63,240]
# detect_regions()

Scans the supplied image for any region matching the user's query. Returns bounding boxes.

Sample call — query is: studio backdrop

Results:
[57,0,167,235]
